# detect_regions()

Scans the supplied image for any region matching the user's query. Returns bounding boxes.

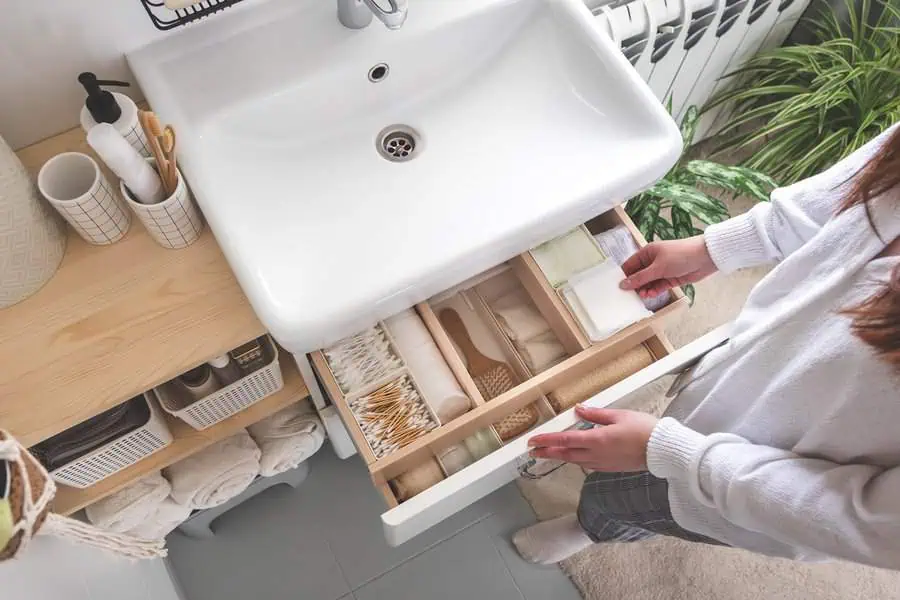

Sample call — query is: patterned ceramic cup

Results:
[37,152,130,245]
[120,160,204,250]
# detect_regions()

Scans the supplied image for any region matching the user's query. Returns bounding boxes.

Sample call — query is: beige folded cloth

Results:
[521,331,568,373]
[165,430,261,509]
[391,458,446,501]
[492,292,550,343]
[85,472,170,533]
[530,227,606,287]
[126,498,192,540]
[248,402,326,476]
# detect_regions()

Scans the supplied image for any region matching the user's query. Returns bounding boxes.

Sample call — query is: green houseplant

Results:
[625,104,777,301]
[707,0,900,184]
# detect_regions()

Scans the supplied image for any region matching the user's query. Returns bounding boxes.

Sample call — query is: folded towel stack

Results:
[490,292,567,373]
[86,472,190,540]
[85,472,171,533]
[86,429,276,539]
[248,401,325,477]
[127,498,193,540]
[166,430,261,510]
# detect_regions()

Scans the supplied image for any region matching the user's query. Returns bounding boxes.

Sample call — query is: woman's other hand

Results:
[620,236,717,299]
[527,406,659,472]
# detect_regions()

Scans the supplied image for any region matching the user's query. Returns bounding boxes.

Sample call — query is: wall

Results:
[0,536,181,600]
[0,0,169,150]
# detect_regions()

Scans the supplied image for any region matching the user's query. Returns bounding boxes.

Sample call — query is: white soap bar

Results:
[567,261,652,342]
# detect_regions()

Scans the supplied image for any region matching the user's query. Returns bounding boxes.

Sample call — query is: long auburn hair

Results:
[839,126,900,370]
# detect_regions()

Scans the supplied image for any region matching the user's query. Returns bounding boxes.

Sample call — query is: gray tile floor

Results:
[166,446,582,600]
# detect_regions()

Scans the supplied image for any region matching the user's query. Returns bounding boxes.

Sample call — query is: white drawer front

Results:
[380,323,732,545]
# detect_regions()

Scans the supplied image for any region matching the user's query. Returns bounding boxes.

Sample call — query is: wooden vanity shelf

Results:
[52,354,308,515]
[0,127,311,515]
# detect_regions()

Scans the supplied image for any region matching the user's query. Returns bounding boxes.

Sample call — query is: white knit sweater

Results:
[646,123,900,568]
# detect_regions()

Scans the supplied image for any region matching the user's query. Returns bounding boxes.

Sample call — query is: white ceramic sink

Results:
[128,0,680,354]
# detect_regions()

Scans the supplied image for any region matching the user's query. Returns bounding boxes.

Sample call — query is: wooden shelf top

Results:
[1,127,300,447]
[53,355,308,515]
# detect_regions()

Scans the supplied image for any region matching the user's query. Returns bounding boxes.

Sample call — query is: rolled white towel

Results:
[247,402,326,476]
[126,498,192,540]
[385,309,471,423]
[85,472,170,533]
[165,430,261,509]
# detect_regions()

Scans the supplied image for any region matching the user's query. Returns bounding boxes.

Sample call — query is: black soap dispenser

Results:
[78,72,149,157]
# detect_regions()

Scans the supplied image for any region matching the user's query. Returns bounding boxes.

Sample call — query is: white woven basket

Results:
[155,336,284,430]
[49,394,173,489]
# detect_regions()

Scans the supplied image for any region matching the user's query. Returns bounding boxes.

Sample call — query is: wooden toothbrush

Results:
[159,125,178,193]
[138,110,173,196]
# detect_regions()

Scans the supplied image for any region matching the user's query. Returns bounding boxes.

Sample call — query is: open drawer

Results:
[307,204,709,546]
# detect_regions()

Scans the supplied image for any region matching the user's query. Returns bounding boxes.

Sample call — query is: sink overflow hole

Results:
[376,125,420,163]
[368,63,389,83]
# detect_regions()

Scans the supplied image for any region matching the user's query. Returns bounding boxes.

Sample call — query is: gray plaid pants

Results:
[577,471,724,545]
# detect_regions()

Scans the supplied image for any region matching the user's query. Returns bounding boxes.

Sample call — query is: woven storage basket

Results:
[49,394,173,489]
[155,335,284,430]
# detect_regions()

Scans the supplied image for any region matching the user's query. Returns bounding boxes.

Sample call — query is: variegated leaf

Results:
[645,180,728,225]
[655,219,676,240]
[680,106,701,149]
[685,160,775,202]
[637,197,661,241]
[671,206,695,239]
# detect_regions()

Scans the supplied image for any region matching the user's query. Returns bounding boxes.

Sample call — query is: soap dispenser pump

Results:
[78,72,150,157]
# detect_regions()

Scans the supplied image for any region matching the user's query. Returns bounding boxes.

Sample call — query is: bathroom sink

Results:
[128,0,680,354]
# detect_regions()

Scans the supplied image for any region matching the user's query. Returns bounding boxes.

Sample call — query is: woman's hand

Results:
[528,406,659,472]
[620,236,717,299]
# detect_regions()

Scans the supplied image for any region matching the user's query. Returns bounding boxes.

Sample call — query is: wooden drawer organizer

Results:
[311,206,689,507]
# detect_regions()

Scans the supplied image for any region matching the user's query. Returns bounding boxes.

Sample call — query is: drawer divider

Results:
[417,302,486,407]
[511,253,591,353]
[369,321,658,481]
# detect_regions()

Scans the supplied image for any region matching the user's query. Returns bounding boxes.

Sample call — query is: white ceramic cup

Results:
[38,152,130,245]
[120,160,204,249]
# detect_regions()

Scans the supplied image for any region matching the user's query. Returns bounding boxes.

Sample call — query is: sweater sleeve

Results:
[647,417,900,569]
[703,123,900,273]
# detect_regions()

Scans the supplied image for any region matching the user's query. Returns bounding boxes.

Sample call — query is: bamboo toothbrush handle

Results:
[138,110,171,196]
[439,309,497,375]
[161,126,178,193]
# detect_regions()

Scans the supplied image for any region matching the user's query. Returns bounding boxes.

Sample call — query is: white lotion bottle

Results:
[78,72,150,158]
[87,124,164,204]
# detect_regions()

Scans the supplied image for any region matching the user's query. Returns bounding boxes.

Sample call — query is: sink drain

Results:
[376,125,420,163]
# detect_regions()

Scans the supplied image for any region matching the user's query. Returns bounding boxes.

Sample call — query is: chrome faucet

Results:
[337,0,408,30]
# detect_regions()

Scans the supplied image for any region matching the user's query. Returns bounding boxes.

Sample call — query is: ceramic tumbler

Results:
[121,160,203,250]
[38,152,130,245]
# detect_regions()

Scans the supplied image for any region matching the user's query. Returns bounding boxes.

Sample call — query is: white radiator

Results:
[587,0,811,139]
